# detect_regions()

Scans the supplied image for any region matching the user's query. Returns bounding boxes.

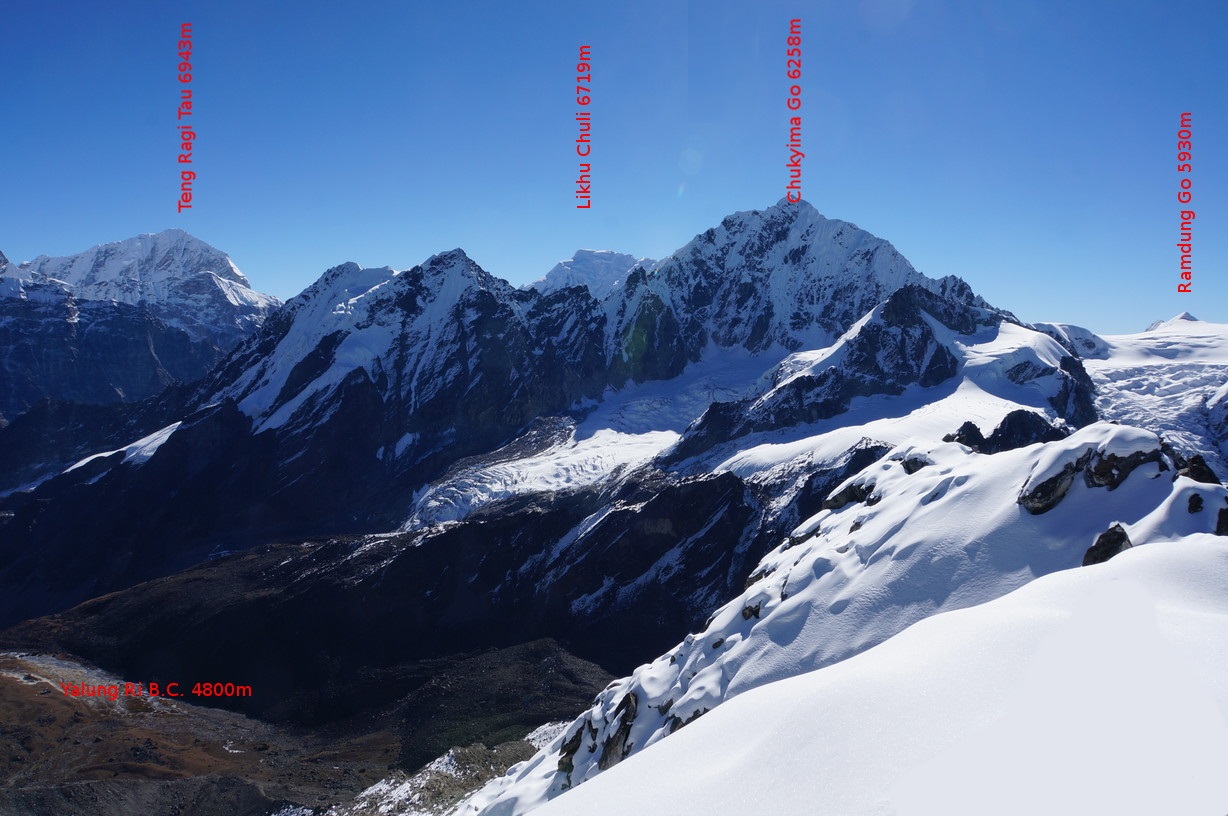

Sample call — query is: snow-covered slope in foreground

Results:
[458,421,1228,815]
[533,536,1228,816]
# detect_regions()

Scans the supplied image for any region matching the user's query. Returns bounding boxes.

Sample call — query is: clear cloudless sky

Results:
[2,0,1224,333]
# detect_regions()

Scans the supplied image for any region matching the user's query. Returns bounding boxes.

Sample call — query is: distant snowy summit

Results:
[526,249,658,299]
[1145,311,1200,332]
[0,230,279,420]
[1,228,279,347]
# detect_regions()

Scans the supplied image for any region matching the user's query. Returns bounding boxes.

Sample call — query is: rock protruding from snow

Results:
[1082,522,1132,565]
[944,410,1067,455]
[456,422,1225,816]
[518,538,1228,816]
[664,286,1095,466]
[1018,423,1162,513]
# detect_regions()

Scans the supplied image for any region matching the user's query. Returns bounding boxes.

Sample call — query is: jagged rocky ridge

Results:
[0,230,278,421]
[665,285,1093,464]
[458,421,1228,815]
[4,201,1227,816]
[0,200,1059,625]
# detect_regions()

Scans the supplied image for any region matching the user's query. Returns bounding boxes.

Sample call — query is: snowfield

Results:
[1078,314,1228,472]
[530,536,1228,816]
[8,209,1226,816]
[456,416,1228,816]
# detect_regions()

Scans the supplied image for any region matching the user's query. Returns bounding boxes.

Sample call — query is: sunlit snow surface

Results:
[1077,315,1228,472]
[530,537,1228,816]
[406,428,678,528]
[0,228,278,339]
[407,318,1092,529]
[405,346,780,527]
[457,419,1228,816]
[453,316,1228,816]
[525,249,657,299]
[64,422,182,473]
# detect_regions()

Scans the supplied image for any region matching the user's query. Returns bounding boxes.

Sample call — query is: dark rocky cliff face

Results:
[0,231,278,422]
[0,204,1017,628]
[664,285,1097,465]
[0,206,1129,815]
[0,293,218,421]
[0,461,768,747]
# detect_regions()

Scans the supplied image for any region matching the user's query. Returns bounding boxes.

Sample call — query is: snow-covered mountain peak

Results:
[209,248,538,432]
[529,250,657,299]
[1146,311,1200,331]
[421,248,504,289]
[288,262,397,314]
[1,229,279,347]
[0,231,283,420]
[17,228,251,294]
[275,252,515,336]
[622,199,990,359]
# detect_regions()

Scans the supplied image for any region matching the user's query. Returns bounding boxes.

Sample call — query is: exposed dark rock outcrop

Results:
[792,441,890,522]
[596,692,638,771]
[1018,451,1094,514]
[1083,523,1132,565]
[1052,355,1099,426]
[944,411,1067,455]
[1018,435,1171,515]
[944,421,987,449]
[666,286,1000,464]
[983,411,1068,453]
[1083,447,1165,490]
[1176,454,1222,485]
[823,480,876,511]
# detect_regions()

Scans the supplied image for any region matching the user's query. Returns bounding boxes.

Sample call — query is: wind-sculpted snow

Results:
[456,422,1228,816]
[527,537,1228,816]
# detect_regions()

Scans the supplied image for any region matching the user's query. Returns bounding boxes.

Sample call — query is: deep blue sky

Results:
[2,0,1224,333]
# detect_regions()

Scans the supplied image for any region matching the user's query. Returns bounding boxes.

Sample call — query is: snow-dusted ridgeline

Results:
[530,536,1228,816]
[457,414,1228,815]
